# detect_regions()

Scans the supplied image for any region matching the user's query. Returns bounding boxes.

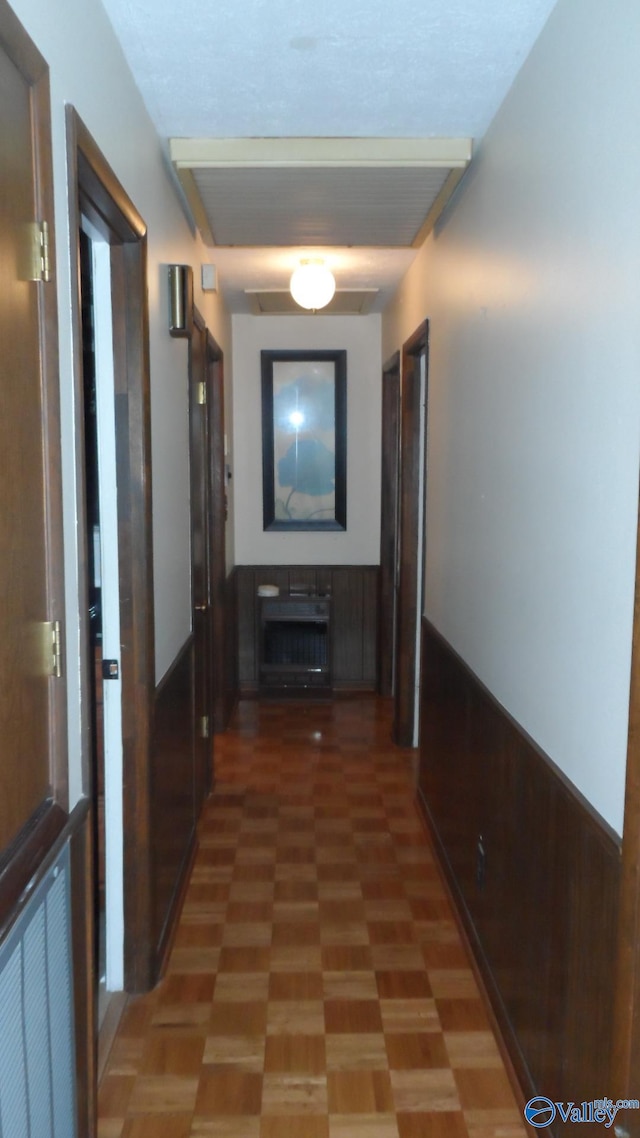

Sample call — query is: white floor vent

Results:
[0,842,77,1138]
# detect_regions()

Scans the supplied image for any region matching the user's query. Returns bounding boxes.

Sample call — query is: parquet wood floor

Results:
[98,697,527,1138]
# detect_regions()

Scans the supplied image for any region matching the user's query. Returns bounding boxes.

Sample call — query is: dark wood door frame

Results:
[181,302,227,743]
[394,321,429,748]
[613,490,640,1134]
[206,330,227,735]
[67,107,156,994]
[189,306,212,811]
[379,351,401,698]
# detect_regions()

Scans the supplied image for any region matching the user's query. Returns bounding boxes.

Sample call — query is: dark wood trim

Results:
[0,802,67,941]
[66,106,156,993]
[378,350,401,698]
[190,307,212,812]
[612,486,640,1132]
[394,321,429,746]
[419,618,620,1122]
[97,992,127,1085]
[33,34,68,813]
[65,110,93,803]
[223,569,240,727]
[74,114,146,241]
[207,331,228,734]
[155,825,198,980]
[113,238,156,992]
[188,308,228,744]
[0,0,48,79]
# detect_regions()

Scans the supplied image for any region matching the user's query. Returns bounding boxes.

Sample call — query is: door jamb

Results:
[613,491,640,1130]
[394,321,429,748]
[189,305,212,810]
[379,350,401,699]
[206,330,227,734]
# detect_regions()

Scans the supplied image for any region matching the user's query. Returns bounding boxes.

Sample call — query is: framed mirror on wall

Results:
[261,348,347,532]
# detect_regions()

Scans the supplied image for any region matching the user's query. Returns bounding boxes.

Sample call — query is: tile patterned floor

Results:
[98,697,527,1138]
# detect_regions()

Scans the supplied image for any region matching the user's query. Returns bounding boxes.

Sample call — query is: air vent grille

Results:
[0,843,76,1138]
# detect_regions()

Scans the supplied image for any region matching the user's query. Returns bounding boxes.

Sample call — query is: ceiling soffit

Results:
[170,137,473,249]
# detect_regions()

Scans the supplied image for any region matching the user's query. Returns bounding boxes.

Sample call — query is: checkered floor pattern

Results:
[98,697,527,1138]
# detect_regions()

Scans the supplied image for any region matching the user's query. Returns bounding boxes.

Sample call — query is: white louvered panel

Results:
[0,945,28,1137]
[0,843,76,1138]
[23,905,54,1137]
[47,869,76,1138]
[193,166,451,246]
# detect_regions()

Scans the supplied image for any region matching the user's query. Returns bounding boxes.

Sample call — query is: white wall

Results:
[11,0,232,806]
[232,314,382,565]
[382,0,640,835]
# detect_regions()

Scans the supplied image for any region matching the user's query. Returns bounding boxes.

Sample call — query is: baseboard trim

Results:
[97,991,128,1085]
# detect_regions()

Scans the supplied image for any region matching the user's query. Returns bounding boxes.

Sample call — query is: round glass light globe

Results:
[290,261,336,311]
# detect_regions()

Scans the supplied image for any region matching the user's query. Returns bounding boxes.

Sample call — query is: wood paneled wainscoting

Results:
[150,572,239,982]
[418,619,621,1132]
[222,569,239,728]
[151,638,199,978]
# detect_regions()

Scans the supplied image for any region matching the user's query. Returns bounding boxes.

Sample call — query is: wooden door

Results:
[378,352,401,698]
[394,322,429,747]
[190,310,212,812]
[0,2,67,879]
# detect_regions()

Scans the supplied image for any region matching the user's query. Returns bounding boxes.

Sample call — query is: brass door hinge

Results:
[28,620,63,677]
[199,715,210,739]
[39,221,51,282]
[197,381,207,406]
[50,619,63,678]
[19,221,51,283]
[32,221,51,282]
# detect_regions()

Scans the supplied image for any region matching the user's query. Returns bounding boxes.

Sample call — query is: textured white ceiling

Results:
[100,0,557,141]
[99,0,559,311]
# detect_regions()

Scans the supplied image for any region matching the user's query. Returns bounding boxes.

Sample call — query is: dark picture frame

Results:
[261,349,347,531]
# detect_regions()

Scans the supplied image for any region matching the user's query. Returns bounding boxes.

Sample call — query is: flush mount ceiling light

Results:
[289,259,336,311]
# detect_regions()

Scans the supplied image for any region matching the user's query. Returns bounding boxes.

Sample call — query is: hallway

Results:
[97,698,526,1138]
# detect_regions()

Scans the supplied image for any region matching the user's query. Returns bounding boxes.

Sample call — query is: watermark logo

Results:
[525,1098,557,1128]
[524,1097,640,1129]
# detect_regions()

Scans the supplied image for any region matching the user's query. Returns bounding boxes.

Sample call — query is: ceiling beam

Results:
[169,136,472,170]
